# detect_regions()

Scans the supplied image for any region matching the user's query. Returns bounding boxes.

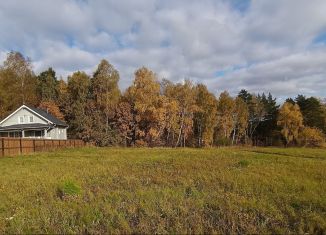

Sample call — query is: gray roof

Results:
[26,105,68,127]
[0,123,52,131]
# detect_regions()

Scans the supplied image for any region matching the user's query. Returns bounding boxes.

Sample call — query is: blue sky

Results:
[0,0,326,99]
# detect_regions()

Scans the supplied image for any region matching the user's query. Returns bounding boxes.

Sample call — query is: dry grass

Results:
[0,147,325,234]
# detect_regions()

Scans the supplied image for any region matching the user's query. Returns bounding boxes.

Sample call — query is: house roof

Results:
[25,105,68,127]
[0,123,52,131]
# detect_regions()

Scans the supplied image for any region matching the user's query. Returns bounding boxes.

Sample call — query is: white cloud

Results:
[0,0,326,98]
[211,47,326,97]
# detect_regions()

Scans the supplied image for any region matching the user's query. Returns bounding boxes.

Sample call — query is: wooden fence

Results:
[0,138,85,157]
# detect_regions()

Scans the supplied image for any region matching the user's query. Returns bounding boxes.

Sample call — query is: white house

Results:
[0,105,68,139]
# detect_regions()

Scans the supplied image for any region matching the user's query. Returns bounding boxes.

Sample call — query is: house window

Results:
[19,116,24,123]
[29,116,34,123]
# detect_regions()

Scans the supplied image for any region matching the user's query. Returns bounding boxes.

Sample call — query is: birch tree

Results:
[277,102,303,146]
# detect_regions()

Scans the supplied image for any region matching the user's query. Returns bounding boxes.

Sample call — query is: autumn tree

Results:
[57,79,68,114]
[90,60,121,146]
[215,92,249,146]
[299,127,325,147]
[161,97,179,147]
[215,91,235,144]
[0,52,38,118]
[160,79,180,146]
[164,80,197,147]
[277,102,303,146]
[38,100,65,121]
[3,52,37,105]
[124,67,164,146]
[250,96,266,139]
[231,97,249,145]
[0,70,15,118]
[115,101,134,146]
[194,84,217,147]
[92,60,120,123]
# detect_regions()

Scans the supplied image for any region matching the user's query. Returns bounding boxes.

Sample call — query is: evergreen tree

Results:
[295,95,326,133]
[91,60,121,146]
[238,89,252,105]
[37,67,59,102]
[65,71,91,140]
[255,93,279,145]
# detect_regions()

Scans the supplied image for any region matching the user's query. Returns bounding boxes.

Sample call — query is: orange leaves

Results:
[38,101,65,121]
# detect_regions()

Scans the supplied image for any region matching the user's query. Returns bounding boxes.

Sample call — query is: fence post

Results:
[33,139,36,152]
[20,138,22,155]
[1,138,4,157]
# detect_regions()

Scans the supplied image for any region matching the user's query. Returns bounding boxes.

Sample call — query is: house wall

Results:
[0,107,68,140]
[47,127,67,140]
[0,107,48,126]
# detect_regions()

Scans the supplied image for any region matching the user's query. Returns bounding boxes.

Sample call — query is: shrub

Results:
[214,137,232,146]
[135,140,148,147]
[299,127,325,147]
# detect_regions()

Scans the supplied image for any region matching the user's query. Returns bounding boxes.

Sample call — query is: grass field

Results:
[0,147,325,234]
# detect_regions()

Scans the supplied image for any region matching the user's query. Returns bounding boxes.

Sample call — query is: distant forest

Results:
[0,52,325,147]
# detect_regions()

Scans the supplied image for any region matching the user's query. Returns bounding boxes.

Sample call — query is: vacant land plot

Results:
[0,147,325,234]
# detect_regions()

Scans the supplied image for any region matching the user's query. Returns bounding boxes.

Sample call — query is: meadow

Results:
[0,147,325,234]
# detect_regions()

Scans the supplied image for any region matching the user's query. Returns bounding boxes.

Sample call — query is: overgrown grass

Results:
[0,147,325,234]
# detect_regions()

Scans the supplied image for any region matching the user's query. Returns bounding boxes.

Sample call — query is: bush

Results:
[214,137,232,146]
[135,140,148,147]
[299,127,325,147]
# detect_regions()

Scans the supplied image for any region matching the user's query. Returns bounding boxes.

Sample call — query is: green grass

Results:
[0,147,325,234]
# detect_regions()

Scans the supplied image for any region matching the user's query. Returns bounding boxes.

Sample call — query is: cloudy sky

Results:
[0,0,326,99]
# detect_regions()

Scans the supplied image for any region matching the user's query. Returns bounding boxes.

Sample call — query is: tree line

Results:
[0,52,325,147]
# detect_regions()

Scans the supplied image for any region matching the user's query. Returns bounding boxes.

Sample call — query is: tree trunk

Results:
[232,128,236,145]
[175,112,184,148]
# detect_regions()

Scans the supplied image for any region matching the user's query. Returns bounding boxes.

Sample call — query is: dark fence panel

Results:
[0,138,85,157]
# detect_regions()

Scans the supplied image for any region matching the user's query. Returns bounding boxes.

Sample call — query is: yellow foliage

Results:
[277,102,304,146]
[299,127,325,147]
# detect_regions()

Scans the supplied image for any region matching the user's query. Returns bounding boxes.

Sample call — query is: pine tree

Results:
[37,67,59,102]
[295,95,326,133]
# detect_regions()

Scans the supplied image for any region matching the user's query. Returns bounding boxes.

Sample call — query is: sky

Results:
[0,0,326,99]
